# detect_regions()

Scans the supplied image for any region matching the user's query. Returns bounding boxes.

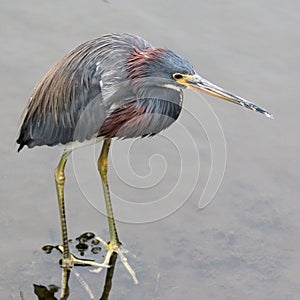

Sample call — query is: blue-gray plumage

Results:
[17,33,272,151]
[17,34,186,150]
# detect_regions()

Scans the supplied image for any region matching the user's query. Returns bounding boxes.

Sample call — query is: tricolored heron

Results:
[17,33,272,292]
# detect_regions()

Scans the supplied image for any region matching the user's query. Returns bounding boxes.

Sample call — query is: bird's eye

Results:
[173,73,183,80]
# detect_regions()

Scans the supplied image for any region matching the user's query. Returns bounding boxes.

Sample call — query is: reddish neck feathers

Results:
[127,46,166,79]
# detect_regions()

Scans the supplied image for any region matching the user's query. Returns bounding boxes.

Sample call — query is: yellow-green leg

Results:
[98,139,120,247]
[97,139,138,284]
[55,151,109,299]
[54,151,71,300]
[54,151,72,265]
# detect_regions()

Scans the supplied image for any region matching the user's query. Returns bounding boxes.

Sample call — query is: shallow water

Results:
[1,1,300,299]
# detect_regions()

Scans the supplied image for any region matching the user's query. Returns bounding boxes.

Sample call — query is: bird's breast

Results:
[98,94,183,139]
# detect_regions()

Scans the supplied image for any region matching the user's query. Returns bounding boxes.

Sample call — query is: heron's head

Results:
[127,47,273,118]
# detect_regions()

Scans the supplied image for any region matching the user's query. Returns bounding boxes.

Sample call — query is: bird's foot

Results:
[91,237,139,284]
[56,245,110,270]
[52,245,108,300]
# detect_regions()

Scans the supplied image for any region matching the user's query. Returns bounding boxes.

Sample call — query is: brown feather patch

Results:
[98,101,148,138]
[127,47,166,79]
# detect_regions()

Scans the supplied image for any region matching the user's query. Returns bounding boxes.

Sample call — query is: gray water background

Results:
[1,1,299,299]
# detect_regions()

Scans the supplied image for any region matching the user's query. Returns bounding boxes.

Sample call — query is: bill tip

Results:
[265,112,274,119]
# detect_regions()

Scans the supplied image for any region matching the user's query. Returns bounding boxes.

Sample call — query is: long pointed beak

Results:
[186,74,273,119]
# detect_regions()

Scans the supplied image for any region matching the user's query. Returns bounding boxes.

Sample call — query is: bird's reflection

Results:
[99,252,118,300]
[33,232,118,300]
[33,284,61,300]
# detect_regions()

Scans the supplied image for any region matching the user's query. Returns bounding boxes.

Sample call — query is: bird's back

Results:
[17,34,152,151]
